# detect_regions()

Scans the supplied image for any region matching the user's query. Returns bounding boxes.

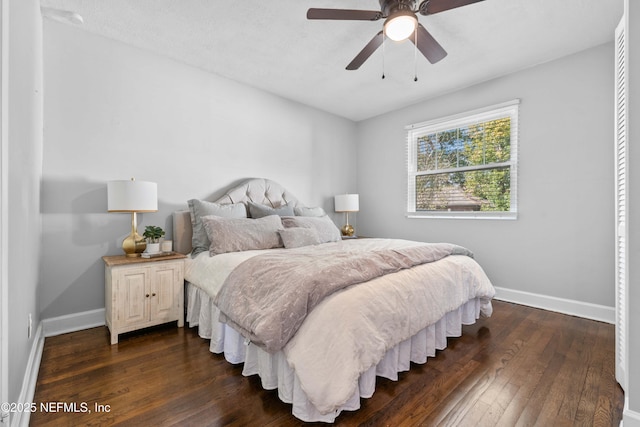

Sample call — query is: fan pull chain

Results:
[382,33,386,79]
[413,30,418,82]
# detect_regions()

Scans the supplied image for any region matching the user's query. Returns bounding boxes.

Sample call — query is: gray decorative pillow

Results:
[201,214,284,255]
[187,199,247,257]
[294,206,326,217]
[281,215,341,243]
[248,201,295,218]
[279,227,322,249]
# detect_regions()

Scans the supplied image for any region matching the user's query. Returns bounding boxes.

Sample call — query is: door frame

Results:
[1,0,9,422]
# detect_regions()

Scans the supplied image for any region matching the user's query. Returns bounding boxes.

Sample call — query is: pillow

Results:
[248,201,295,218]
[294,206,326,217]
[278,227,322,249]
[201,214,283,255]
[281,215,341,244]
[187,199,247,257]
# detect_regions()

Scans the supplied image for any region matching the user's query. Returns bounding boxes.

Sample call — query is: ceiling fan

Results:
[307,0,484,70]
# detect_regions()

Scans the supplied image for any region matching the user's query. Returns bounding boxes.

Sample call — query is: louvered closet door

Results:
[614,17,628,392]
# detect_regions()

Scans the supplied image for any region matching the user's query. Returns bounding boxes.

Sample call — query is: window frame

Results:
[406,99,520,220]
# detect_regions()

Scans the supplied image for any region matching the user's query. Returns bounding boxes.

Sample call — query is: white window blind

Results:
[614,17,627,392]
[406,100,519,219]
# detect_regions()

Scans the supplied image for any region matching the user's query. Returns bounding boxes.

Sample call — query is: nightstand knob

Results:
[146,294,150,298]
[152,293,156,297]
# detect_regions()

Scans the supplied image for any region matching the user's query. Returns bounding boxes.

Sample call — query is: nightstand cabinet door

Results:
[150,262,183,324]
[117,267,150,326]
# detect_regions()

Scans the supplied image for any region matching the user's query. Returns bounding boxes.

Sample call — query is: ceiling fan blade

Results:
[419,0,485,15]
[346,31,384,70]
[410,24,447,64]
[307,8,382,21]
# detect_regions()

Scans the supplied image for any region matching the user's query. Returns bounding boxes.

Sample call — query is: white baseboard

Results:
[12,323,44,427]
[39,289,613,338]
[622,395,640,427]
[42,308,105,338]
[623,411,640,427]
[494,286,615,324]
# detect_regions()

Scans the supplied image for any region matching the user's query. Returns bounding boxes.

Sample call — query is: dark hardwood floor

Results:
[30,300,624,426]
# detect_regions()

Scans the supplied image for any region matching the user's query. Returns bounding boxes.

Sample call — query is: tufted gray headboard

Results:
[172,178,303,255]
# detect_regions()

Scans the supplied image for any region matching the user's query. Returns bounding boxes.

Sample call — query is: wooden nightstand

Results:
[102,253,186,344]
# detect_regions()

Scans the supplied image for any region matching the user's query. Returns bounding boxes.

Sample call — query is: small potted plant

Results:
[143,225,165,253]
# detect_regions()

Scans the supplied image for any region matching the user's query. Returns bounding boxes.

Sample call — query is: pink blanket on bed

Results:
[214,241,473,353]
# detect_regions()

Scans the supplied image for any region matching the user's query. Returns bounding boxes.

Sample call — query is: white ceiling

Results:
[40,0,623,121]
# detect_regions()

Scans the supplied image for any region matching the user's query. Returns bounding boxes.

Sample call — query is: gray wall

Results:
[41,22,357,319]
[41,23,617,317]
[356,42,615,308]
[6,0,43,414]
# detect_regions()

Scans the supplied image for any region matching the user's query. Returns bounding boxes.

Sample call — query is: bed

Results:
[173,178,495,423]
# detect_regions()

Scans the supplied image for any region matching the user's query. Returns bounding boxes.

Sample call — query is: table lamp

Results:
[108,178,158,257]
[334,194,359,237]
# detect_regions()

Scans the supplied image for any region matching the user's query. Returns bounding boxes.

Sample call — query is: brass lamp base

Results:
[122,212,147,257]
[341,224,355,237]
[122,232,147,257]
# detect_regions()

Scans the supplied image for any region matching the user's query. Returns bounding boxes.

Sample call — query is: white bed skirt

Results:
[186,283,484,423]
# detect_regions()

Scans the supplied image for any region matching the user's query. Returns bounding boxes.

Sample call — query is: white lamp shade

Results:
[107,180,158,212]
[334,194,359,212]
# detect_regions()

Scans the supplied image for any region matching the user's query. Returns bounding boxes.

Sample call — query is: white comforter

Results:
[185,238,495,415]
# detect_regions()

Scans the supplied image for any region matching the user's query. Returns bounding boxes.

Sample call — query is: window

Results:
[406,100,519,219]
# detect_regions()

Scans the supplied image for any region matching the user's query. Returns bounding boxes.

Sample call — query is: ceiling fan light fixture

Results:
[384,10,417,41]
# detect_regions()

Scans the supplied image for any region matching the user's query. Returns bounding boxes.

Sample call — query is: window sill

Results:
[406,211,517,220]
